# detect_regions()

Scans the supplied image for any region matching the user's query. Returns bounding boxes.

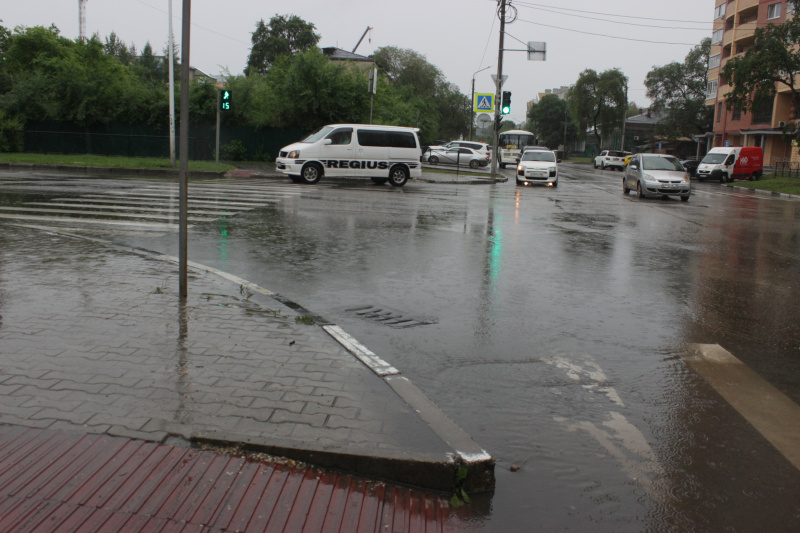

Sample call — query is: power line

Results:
[509,1,710,25]
[514,3,711,31]
[516,17,700,46]
[133,0,249,45]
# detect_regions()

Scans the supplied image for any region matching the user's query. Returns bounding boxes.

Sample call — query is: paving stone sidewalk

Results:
[0,225,489,489]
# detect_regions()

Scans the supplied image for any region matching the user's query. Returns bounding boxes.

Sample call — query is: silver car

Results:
[623,154,691,201]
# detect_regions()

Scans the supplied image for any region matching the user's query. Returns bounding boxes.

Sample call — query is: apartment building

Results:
[708,0,796,163]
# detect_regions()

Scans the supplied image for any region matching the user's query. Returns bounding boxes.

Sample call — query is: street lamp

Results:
[470,66,492,141]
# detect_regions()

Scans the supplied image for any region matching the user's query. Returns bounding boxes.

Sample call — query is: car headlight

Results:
[682,174,690,183]
[288,150,300,158]
[643,173,658,182]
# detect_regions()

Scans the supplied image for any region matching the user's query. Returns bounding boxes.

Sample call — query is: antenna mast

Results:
[79,0,87,42]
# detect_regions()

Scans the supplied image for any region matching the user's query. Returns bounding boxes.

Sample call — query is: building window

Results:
[709,54,721,69]
[707,79,719,100]
[732,107,742,121]
[714,3,725,19]
[767,3,782,20]
[712,29,723,44]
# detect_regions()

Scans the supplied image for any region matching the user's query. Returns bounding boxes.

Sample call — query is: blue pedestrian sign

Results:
[474,93,494,113]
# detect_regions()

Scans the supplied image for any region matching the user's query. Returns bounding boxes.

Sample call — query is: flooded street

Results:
[1,165,799,530]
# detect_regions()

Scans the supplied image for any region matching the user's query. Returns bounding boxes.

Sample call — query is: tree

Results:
[526,94,577,149]
[645,38,713,139]
[721,0,800,137]
[372,46,470,141]
[245,15,320,76]
[566,68,628,147]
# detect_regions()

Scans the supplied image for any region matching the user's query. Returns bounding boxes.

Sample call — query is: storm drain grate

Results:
[344,305,436,329]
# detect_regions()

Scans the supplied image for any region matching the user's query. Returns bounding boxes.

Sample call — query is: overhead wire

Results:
[513,3,711,31]
[507,1,709,25]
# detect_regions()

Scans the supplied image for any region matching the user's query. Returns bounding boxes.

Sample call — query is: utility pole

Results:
[168,0,176,166]
[179,0,191,300]
[620,83,628,151]
[78,0,87,43]
[490,0,507,176]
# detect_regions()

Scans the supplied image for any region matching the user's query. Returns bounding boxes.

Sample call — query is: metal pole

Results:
[620,84,628,151]
[179,0,191,300]
[469,76,475,141]
[168,0,176,166]
[215,89,220,165]
[490,0,506,176]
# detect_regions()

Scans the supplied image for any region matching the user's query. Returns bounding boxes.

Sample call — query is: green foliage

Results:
[221,139,247,161]
[567,68,628,145]
[722,0,800,138]
[0,110,23,152]
[645,38,713,139]
[245,15,320,76]
[526,94,577,149]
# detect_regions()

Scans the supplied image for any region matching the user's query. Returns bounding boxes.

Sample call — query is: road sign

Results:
[477,113,492,127]
[527,42,547,61]
[490,74,508,88]
[474,93,494,113]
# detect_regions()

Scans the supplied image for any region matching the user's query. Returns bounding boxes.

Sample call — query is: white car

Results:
[594,150,629,171]
[516,150,558,187]
[424,147,489,168]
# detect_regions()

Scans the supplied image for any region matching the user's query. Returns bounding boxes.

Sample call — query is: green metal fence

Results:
[21,121,307,162]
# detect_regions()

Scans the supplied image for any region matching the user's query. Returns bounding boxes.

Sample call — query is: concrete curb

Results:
[728,184,800,200]
[0,162,228,178]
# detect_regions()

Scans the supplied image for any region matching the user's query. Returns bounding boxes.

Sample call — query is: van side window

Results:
[357,130,417,149]
[387,131,417,149]
[357,130,386,147]
[725,154,735,165]
[327,128,353,145]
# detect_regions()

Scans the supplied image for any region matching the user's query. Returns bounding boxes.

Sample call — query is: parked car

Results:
[623,154,691,201]
[423,147,489,168]
[681,159,700,178]
[516,149,559,187]
[594,150,629,171]
[428,140,492,161]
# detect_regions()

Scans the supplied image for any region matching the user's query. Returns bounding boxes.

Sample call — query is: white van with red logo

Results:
[276,124,422,186]
[696,146,763,182]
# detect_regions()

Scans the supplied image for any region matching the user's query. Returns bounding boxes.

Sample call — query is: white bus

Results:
[497,130,538,168]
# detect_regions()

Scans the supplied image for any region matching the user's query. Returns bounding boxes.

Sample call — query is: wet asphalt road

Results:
[1,164,799,531]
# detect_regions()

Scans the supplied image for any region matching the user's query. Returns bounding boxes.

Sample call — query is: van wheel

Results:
[371,177,388,185]
[388,166,409,187]
[300,163,323,184]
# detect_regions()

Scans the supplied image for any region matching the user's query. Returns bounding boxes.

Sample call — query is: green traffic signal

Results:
[220,89,231,111]
[501,91,511,115]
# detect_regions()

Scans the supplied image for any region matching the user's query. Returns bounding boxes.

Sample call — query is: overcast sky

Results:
[4,0,711,124]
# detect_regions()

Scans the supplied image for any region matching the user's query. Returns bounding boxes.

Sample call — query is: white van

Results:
[276,124,422,186]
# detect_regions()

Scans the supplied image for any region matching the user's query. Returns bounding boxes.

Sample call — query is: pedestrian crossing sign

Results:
[474,93,494,113]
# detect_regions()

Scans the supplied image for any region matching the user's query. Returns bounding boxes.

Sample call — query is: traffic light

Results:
[220,89,231,111]
[501,91,511,115]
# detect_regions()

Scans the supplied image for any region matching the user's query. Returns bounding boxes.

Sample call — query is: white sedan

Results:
[516,150,558,186]
[423,147,489,168]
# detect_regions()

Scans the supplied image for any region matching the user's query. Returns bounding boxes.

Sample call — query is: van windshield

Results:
[701,153,727,164]
[521,151,555,162]
[300,126,335,143]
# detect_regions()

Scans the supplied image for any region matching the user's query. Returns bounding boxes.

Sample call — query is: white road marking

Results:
[685,344,800,471]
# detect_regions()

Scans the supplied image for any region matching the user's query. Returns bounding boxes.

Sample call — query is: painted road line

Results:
[322,325,400,377]
[685,344,800,471]
[0,213,180,230]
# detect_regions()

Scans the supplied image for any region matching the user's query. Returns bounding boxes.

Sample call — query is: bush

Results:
[221,139,247,161]
[0,112,24,152]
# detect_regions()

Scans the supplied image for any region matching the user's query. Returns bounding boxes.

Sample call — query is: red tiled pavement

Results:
[0,426,472,532]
